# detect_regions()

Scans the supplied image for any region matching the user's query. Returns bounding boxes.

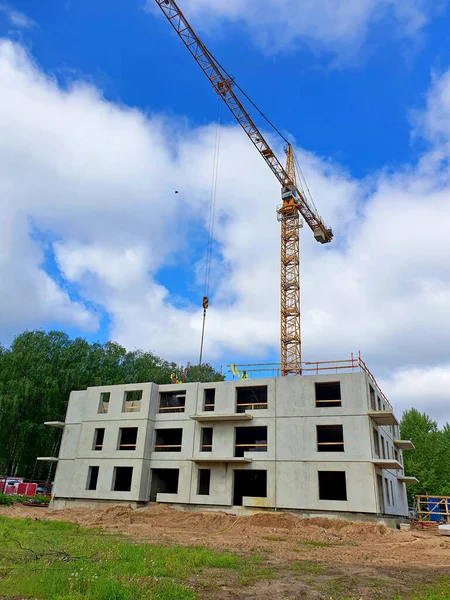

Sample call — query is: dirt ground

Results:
[1,504,450,599]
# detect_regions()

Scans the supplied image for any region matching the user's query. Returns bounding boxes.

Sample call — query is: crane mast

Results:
[155,0,333,376]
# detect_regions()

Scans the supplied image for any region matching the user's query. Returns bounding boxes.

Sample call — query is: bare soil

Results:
[1,504,449,599]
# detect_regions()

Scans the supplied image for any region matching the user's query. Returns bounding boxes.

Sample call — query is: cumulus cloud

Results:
[1,39,450,420]
[148,0,436,55]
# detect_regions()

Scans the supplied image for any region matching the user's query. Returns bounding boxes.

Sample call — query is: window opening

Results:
[390,480,394,505]
[385,478,391,505]
[377,474,385,513]
[373,429,380,457]
[318,471,347,501]
[159,391,186,414]
[380,435,386,459]
[317,425,344,452]
[87,466,99,491]
[233,470,267,506]
[98,392,110,414]
[235,426,267,457]
[118,427,138,450]
[150,469,179,501]
[369,385,376,410]
[203,389,215,412]
[201,428,213,452]
[377,396,382,411]
[198,469,211,495]
[236,386,268,412]
[315,382,342,407]
[113,467,133,492]
[154,429,183,452]
[394,448,399,461]
[122,390,142,413]
[93,428,105,451]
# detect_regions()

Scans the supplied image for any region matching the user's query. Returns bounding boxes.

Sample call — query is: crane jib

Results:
[155,0,333,244]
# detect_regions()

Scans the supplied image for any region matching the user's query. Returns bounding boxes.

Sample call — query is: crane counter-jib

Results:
[154,0,333,245]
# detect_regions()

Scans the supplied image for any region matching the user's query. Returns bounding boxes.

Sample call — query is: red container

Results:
[17,482,37,496]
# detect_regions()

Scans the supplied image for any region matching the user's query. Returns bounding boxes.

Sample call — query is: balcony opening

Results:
[235,426,267,457]
[318,471,347,501]
[112,466,133,492]
[154,428,183,452]
[98,392,110,414]
[86,466,99,491]
[373,429,380,457]
[198,469,211,495]
[122,390,142,413]
[369,385,376,410]
[118,427,138,450]
[317,425,344,452]
[203,389,215,412]
[93,428,105,451]
[315,382,341,407]
[150,469,179,501]
[233,470,267,506]
[201,428,213,452]
[159,391,186,414]
[236,386,268,413]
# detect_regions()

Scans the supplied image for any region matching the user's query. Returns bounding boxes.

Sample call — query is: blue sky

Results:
[1,0,450,420]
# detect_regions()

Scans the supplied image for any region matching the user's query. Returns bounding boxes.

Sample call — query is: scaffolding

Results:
[415,495,450,526]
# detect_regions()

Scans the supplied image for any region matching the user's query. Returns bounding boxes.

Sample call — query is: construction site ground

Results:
[1,503,449,599]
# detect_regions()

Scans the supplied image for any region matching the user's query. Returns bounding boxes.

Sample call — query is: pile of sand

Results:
[1,503,448,568]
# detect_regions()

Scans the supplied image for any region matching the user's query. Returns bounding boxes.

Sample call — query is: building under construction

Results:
[43,358,417,523]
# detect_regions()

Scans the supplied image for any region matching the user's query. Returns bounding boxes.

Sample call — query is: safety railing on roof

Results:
[227,352,392,410]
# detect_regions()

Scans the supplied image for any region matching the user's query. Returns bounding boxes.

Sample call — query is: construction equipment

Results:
[155,0,333,376]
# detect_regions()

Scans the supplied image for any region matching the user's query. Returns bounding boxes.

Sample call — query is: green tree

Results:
[0,330,223,480]
[400,408,449,504]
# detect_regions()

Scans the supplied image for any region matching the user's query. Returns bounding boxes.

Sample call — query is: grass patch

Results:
[289,560,325,574]
[262,536,287,542]
[301,539,333,548]
[0,493,50,506]
[410,577,450,599]
[0,515,252,600]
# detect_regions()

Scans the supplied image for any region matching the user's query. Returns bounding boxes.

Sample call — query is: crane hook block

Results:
[202,296,209,310]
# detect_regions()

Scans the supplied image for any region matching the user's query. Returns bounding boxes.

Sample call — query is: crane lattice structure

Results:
[155,0,333,375]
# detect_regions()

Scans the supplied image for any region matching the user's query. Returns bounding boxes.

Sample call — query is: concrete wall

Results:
[49,373,411,517]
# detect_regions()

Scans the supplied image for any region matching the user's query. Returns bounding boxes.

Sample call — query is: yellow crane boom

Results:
[155,0,333,375]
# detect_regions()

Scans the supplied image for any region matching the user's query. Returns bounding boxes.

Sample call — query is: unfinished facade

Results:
[45,367,416,520]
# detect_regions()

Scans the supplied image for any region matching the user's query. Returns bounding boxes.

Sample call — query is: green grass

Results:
[289,560,325,574]
[410,578,450,599]
[0,516,252,600]
[0,493,50,506]
[301,539,333,548]
[262,535,287,542]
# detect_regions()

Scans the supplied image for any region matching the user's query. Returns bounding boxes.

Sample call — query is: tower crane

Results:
[155,0,333,376]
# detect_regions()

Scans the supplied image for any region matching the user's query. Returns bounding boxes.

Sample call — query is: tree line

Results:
[400,408,450,505]
[0,330,223,480]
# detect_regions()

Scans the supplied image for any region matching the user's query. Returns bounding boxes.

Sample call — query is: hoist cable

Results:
[199,97,222,366]
[293,151,319,217]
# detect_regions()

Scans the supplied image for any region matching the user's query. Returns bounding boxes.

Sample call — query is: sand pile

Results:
[1,503,448,568]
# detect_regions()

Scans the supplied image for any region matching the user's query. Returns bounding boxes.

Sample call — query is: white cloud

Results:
[0,3,34,28]
[380,366,450,424]
[148,0,436,55]
[2,40,450,421]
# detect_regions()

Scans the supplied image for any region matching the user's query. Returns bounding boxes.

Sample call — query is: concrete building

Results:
[44,366,417,521]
